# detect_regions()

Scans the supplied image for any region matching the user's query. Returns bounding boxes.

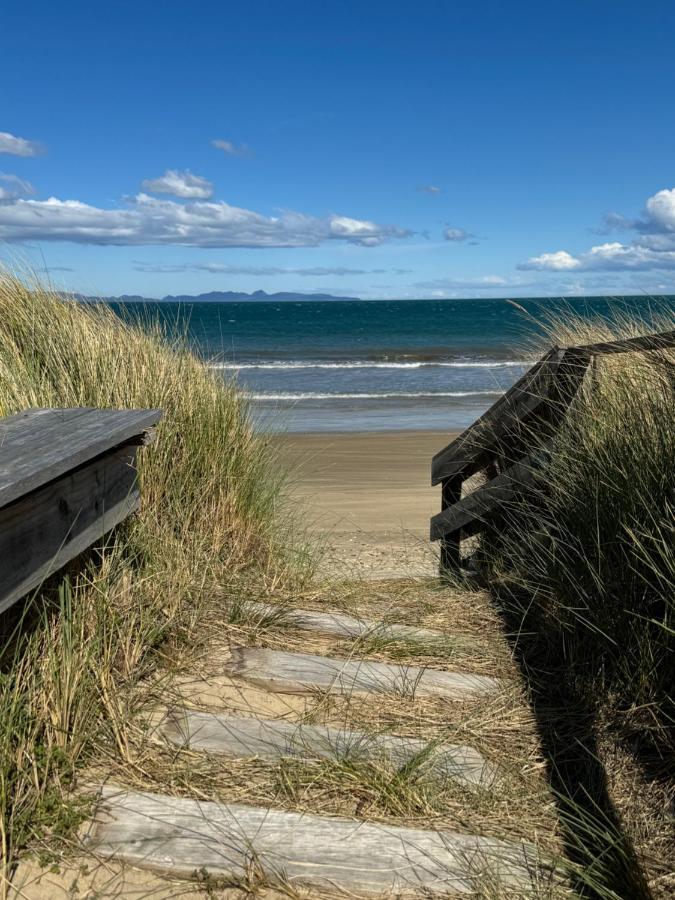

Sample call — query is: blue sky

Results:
[2,0,675,299]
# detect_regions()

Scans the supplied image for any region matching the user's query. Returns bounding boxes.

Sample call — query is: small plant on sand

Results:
[274,747,457,820]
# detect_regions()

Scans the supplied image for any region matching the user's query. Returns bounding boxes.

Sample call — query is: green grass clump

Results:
[485,310,675,746]
[0,271,307,881]
[479,308,675,895]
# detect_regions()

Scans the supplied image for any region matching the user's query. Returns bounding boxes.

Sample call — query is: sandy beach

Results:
[276,430,458,577]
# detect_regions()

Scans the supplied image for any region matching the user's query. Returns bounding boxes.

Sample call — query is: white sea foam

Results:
[247,390,504,401]
[210,360,530,370]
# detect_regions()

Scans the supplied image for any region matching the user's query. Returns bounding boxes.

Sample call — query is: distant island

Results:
[79,290,361,303]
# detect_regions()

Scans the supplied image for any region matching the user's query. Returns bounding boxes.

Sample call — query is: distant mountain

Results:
[79,289,361,303]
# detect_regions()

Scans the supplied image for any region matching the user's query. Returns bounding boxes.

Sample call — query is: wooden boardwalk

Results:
[86,786,545,895]
[157,708,498,788]
[226,647,500,700]
[12,580,559,897]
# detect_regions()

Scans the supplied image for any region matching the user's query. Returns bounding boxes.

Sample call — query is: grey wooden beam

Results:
[0,446,140,614]
[226,648,500,700]
[86,786,548,894]
[159,708,498,790]
[241,601,465,644]
[578,328,675,356]
[0,407,162,507]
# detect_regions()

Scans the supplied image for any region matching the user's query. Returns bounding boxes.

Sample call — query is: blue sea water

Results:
[109,296,674,432]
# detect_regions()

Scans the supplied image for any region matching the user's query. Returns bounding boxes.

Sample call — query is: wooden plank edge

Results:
[84,785,551,893]
[430,449,548,542]
[0,407,163,508]
[0,490,140,616]
[431,347,562,484]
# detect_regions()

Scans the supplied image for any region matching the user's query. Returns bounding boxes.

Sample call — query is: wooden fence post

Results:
[439,475,462,574]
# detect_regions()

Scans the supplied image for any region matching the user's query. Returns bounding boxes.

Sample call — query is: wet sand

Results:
[275,430,458,577]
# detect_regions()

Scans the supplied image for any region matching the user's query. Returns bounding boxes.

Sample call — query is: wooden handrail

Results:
[0,408,162,614]
[431,347,563,484]
[430,444,552,541]
[576,329,675,356]
[430,327,675,573]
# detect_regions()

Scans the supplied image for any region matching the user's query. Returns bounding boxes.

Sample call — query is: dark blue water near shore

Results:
[108,296,674,432]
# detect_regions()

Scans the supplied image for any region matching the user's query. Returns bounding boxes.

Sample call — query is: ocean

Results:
[109,296,673,432]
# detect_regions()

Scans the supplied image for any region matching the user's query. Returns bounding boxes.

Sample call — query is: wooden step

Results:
[87,786,546,895]
[244,601,460,644]
[159,708,497,789]
[226,648,500,700]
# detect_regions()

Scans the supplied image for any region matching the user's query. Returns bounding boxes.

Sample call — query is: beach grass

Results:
[1,271,672,897]
[480,305,675,895]
[0,271,311,886]
[486,307,674,740]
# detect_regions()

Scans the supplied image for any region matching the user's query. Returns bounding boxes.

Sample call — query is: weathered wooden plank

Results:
[578,328,675,356]
[430,448,548,542]
[226,648,500,700]
[242,601,457,643]
[159,709,498,789]
[431,347,563,484]
[86,786,546,894]
[0,408,162,507]
[0,446,139,614]
[0,409,148,462]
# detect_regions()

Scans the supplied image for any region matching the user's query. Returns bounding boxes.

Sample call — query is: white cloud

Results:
[520,250,580,270]
[141,169,214,199]
[0,131,44,157]
[0,174,35,202]
[328,215,407,246]
[417,185,442,194]
[211,138,251,157]
[0,192,410,248]
[520,187,675,273]
[643,188,675,231]
[522,242,675,272]
[443,227,474,242]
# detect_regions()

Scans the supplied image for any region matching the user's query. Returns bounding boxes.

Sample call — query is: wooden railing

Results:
[0,408,162,614]
[430,329,675,573]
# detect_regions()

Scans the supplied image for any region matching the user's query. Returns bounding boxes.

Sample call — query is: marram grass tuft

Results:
[0,271,309,882]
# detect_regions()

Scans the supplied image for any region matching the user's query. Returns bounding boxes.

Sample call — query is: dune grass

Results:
[0,272,311,887]
[2,273,672,897]
[478,305,675,896]
[484,308,674,743]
